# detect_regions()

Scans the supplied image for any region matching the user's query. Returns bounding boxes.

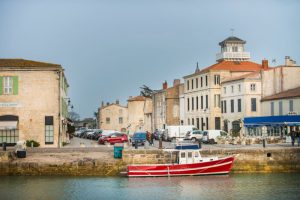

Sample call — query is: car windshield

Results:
[133,133,146,138]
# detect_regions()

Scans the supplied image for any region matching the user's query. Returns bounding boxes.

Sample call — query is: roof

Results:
[221,71,261,84]
[261,87,300,102]
[100,103,127,110]
[128,96,147,102]
[184,60,262,78]
[219,36,246,46]
[0,59,61,69]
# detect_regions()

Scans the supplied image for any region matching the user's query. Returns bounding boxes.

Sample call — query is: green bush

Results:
[26,140,40,147]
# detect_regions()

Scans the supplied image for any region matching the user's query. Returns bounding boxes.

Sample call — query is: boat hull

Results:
[127,156,235,177]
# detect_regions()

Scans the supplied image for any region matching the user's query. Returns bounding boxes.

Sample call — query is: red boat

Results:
[127,147,235,177]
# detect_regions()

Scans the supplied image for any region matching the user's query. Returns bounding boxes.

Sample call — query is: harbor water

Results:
[0,173,299,200]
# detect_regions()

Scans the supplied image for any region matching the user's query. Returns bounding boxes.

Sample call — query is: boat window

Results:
[195,152,199,157]
[181,152,186,158]
[188,152,192,158]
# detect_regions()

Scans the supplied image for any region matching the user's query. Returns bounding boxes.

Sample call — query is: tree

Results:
[140,85,154,97]
[69,111,80,122]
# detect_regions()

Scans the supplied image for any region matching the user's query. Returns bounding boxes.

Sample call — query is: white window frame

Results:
[3,76,13,95]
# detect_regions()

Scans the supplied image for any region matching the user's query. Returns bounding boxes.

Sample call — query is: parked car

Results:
[98,132,128,145]
[93,130,103,140]
[131,132,147,146]
[202,130,228,144]
[185,130,204,142]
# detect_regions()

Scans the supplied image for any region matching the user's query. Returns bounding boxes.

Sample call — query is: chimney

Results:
[173,79,181,86]
[116,99,119,105]
[163,81,168,90]
[262,59,268,70]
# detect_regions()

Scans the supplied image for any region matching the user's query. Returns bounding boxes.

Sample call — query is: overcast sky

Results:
[0,0,299,118]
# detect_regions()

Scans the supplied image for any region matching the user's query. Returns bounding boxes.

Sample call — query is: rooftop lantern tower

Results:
[216,36,251,62]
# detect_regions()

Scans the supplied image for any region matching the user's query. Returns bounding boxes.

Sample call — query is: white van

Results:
[202,130,228,144]
[165,125,197,141]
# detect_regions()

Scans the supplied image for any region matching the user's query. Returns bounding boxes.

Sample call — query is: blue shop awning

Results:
[244,115,300,127]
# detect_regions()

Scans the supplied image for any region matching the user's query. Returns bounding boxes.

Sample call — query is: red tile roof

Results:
[0,59,61,68]
[184,61,262,78]
[261,87,300,102]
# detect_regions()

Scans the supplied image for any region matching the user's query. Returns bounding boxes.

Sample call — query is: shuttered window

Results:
[45,116,54,144]
[0,76,18,95]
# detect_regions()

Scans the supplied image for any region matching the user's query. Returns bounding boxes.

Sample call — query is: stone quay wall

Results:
[1,147,300,176]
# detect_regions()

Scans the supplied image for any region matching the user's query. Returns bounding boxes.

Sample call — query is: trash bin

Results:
[114,143,124,159]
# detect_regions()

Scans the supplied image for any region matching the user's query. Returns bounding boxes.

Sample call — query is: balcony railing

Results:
[216,52,251,61]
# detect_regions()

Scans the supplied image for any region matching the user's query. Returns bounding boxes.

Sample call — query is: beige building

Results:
[98,100,128,132]
[0,59,70,147]
[152,80,182,130]
[183,36,263,131]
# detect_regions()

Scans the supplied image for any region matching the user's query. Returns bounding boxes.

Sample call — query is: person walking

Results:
[151,132,154,146]
[290,129,295,147]
[146,131,151,145]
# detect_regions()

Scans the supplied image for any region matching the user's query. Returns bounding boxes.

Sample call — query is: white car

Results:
[185,130,203,142]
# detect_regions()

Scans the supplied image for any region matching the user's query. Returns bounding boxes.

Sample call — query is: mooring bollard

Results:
[198,140,202,149]
[159,137,162,149]
[263,139,266,148]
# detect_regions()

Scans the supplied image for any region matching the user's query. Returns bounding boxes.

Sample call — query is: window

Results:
[192,97,194,110]
[119,117,123,124]
[201,96,203,109]
[289,100,294,112]
[196,78,198,88]
[206,117,209,130]
[238,84,241,92]
[251,98,257,112]
[192,118,194,125]
[181,152,186,158]
[188,152,192,158]
[232,46,238,52]
[187,80,189,90]
[106,117,110,124]
[205,95,208,109]
[231,86,234,93]
[271,102,274,116]
[223,87,226,94]
[224,100,227,113]
[250,84,256,91]
[238,99,241,112]
[196,96,199,110]
[188,118,190,125]
[279,101,283,115]
[200,77,203,87]
[45,116,54,144]
[187,98,190,111]
[214,94,220,108]
[214,75,220,85]
[192,79,194,90]
[231,99,234,113]
[3,77,13,94]
[221,101,223,113]
[205,75,208,86]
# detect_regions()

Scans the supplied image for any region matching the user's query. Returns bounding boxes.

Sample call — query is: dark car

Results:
[131,132,147,146]
[98,132,128,145]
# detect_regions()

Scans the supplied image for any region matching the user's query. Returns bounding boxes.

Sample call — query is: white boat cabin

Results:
[178,150,219,164]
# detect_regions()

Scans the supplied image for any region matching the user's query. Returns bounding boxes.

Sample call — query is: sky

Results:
[0,0,299,119]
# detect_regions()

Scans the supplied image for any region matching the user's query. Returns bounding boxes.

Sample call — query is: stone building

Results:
[0,59,70,147]
[98,100,128,132]
[152,80,183,131]
[183,36,263,131]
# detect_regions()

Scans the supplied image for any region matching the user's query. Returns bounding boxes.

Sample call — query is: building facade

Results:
[183,36,262,131]
[0,59,70,147]
[98,101,128,132]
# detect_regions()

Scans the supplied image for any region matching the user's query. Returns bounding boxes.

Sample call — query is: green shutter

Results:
[0,76,3,95]
[13,76,18,95]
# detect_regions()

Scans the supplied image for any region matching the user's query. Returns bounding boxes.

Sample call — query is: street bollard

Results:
[263,139,266,148]
[198,140,202,149]
[3,142,7,151]
[159,137,162,149]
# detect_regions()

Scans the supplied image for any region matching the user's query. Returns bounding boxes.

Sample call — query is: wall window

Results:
[238,99,241,112]
[187,80,190,90]
[231,99,234,113]
[119,117,123,124]
[223,87,226,94]
[3,77,13,94]
[224,100,227,113]
[196,78,198,88]
[251,98,257,112]
[200,77,203,87]
[205,75,208,86]
[289,100,294,112]
[221,101,223,113]
[201,96,203,109]
[214,94,221,108]
[196,96,199,110]
[250,84,256,91]
[214,75,220,85]
[279,101,283,115]
[188,118,190,125]
[187,98,190,111]
[192,79,194,90]
[106,117,110,124]
[1,76,18,95]
[45,116,54,144]
[192,97,194,110]
[238,84,241,92]
[231,86,234,93]
[271,102,274,116]
[192,118,194,125]
[205,95,208,109]
[206,117,209,130]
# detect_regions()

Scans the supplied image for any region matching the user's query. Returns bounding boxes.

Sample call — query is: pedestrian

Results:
[146,131,151,145]
[290,129,295,147]
[151,132,154,146]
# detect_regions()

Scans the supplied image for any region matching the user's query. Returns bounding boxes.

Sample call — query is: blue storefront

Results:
[244,115,300,137]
